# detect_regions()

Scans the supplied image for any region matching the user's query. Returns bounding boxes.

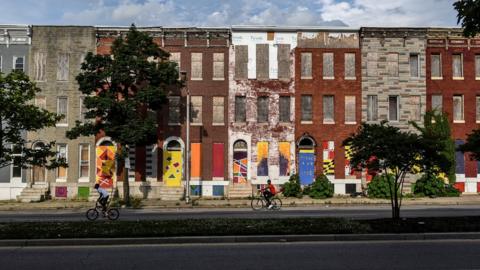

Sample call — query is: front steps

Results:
[17,184,48,202]
[228,184,253,198]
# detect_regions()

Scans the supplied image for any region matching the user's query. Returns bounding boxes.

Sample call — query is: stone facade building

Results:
[0,25,30,200]
[295,28,362,194]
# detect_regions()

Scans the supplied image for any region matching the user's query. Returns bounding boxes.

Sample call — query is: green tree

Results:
[458,129,480,162]
[343,122,427,220]
[66,25,180,205]
[410,110,456,183]
[454,0,480,37]
[0,71,66,172]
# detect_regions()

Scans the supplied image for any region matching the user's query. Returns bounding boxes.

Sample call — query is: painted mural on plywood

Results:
[163,150,182,187]
[257,142,269,177]
[96,146,116,188]
[233,151,248,184]
[323,141,334,175]
[279,142,290,176]
[344,145,354,176]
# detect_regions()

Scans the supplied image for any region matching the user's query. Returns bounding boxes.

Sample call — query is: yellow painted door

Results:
[163,150,182,187]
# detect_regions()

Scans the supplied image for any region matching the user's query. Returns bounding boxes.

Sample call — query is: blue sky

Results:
[0,0,459,27]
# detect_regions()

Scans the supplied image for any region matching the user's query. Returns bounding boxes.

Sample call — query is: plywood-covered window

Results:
[387,53,399,77]
[453,95,464,122]
[235,45,248,80]
[256,44,269,79]
[212,96,224,125]
[323,53,334,79]
[168,96,180,125]
[34,52,47,81]
[431,53,442,79]
[388,96,399,121]
[257,96,269,123]
[277,44,291,80]
[452,53,463,79]
[212,143,224,178]
[345,96,355,123]
[367,52,377,77]
[301,95,312,122]
[432,94,442,112]
[323,95,334,123]
[344,53,355,79]
[410,54,419,78]
[213,53,224,80]
[57,97,68,125]
[367,95,378,121]
[279,96,291,123]
[191,53,202,80]
[56,53,69,81]
[191,143,201,180]
[410,95,421,121]
[190,96,202,124]
[235,96,246,122]
[301,52,312,79]
[57,144,67,180]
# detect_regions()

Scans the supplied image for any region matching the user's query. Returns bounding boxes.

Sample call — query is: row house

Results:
[295,28,362,194]
[96,27,230,198]
[426,28,480,193]
[0,25,30,200]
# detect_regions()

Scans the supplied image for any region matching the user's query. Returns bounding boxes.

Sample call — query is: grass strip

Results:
[2,216,480,239]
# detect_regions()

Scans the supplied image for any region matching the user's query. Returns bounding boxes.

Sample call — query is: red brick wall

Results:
[295,48,362,179]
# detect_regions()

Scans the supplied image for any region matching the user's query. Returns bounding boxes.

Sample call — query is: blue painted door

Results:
[299,151,315,185]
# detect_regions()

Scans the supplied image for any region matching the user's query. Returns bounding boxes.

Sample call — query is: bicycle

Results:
[250,190,282,211]
[86,199,120,221]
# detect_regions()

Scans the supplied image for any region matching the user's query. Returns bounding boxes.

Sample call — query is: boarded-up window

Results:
[168,96,180,124]
[388,96,399,121]
[367,52,377,77]
[279,96,291,122]
[213,96,224,125]
[476,55,480,78]
[301,95,312,122]
[323,53,334,79]
[191,143,201,179]
[367,95,378,121]
[212,143,224,178]
[170,52,181,75]
[57,144,67,179]
[432,94,442,112]
[34,52,47,81]
[79,144,89,178]
[279,142,290,176]
[277,44,291,80]
[213,53,224,80]
[235,45,248,80]
[35,96,46,110]
[191,53,202,80]
[57,97,68,124]
[387,53,399,77]
[410,95,421,121]
[257,142,269,176]
[235,96,246,122]
[301,52,312,79]
[323,95,334,123]
[410,54,419,78]
[431,54,442,78]
[345,96,355,123]
[256,44,269,79]
[190,96,202,124]
[477,96,480,122]
[452,54,463,78]
[13,56,24,71]
[56,53,69,81]
[453,95,464,122]
[344,53,355,79]
[257,96,269,123]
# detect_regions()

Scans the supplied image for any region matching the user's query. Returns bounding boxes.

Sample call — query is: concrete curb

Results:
[2,232,480,247]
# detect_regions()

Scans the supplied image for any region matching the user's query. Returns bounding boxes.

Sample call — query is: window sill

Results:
[301,77,313,80]
[212,177,225,181]
[323,77,335,80]
[190,78,203,81]
[78,177,90,183]
[301,121,313,124]
[476,77,480,81]
[477,121,480,124]
[431,77,443,80]
[453,77,464,80]
[212,78,225,81]
[345,77,356,80]
[168,123,181,126]
[323,121,335,124]
[56,178,67,183]
[190,123,203,126]
[345,121,357,125]
[56,123,68,127]
[279,121,293,125]
[212,123,225,126]
[453,120,465,123]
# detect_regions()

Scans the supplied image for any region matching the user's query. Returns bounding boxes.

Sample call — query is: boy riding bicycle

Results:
[262,179,276,209]
[94,183,109,214]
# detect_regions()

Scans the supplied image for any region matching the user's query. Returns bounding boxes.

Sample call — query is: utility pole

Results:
[181,71,191,204]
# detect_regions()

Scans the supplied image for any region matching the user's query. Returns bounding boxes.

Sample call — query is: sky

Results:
[0,0,459,28]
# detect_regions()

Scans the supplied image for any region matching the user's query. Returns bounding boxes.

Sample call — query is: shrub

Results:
[282,174,303,198]
[306,174,334,199]
[413,174,460,197]
[367,174,395,199]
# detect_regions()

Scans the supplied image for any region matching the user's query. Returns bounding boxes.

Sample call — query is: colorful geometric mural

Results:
[323,141,334,175]
[163,150,182,187]
[233,151,248,184]
[96,145,116,188]
[279,142,290,176]
[344,145,354,176]
[299,149,315,185]
[257,142,269,176]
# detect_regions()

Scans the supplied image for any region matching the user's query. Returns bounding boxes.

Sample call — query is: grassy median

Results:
[2,217,480,239]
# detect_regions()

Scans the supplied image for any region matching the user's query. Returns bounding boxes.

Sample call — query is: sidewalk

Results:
[0,194,479,211]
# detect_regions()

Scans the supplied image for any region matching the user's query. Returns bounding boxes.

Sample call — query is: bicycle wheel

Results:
[271,198,282,210]
[250,198,265,211]
[86,208,99,221]
[107,208,120,220]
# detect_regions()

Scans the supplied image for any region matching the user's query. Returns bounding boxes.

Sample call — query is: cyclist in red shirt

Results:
[263,179,276,209]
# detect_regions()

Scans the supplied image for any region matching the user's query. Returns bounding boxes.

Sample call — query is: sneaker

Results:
[268,205,274,209]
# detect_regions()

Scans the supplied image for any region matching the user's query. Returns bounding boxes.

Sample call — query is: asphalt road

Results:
[1,205,480,222]
[1,240,480,269]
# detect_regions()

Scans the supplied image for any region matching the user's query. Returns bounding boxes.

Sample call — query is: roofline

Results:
[95,26,230,31]
[231,25,359,32]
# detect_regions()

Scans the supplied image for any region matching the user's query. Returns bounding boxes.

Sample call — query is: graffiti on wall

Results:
[163,150,182,187]
[233,151,248,184]
[323,141,334,175]
[279,142,290,176]
[96,146,116,188]
[344,145,354,176]
[299,149,315,185]
[257,142,269,176]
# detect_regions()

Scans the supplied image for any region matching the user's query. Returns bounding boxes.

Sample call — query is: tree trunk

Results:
[123,162,130,206]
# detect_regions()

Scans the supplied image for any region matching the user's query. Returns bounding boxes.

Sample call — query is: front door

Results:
[233,151,247,184]
[299,149,315,185]
[163,150,182,187]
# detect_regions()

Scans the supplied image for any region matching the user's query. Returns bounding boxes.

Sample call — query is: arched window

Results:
[298,136,315,149]
[233,140,247,151]
[166,140,181,151]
